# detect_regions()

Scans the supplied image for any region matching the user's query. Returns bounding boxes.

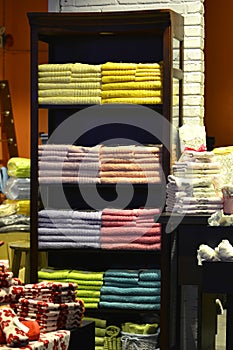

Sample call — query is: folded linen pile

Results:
[213,146,233,185]
[100,207,161,250]
[99,268,161,310]
[17,297,85,332]
[5,199,31,216]
[0,212,30,233]
[38,144,101,184]
[67,270,104,309]
[101,61,163,104]
[100,144,162,184]
[38,62,102,104]
[0,262,24,304]
[38,209,102,249]
[23,281,77,303]
[37,268,105,309]
[165,150,223,214]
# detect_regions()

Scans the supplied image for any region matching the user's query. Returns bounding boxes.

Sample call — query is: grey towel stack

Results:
[38,209,102,249]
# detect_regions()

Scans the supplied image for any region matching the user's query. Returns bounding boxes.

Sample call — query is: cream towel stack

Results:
[38,62,102,104]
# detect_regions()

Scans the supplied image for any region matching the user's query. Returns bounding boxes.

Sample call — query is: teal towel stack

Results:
[100,269,161,310]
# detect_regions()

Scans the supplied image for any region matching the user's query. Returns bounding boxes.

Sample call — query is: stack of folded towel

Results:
[99,269,161,310]
[23,281,77,303]
[101,61,163,104]
[5,199,31,217]
[38,63,102,104]
[100,144,162,184]
[101,207,161,250]
[16,281,84,332]
[37,268,104,309]
[38,209,102,249]
[17,297,84,332]
[38,143,162,184]
[67,270,104,309]
[165,150,223,214]
[38,144,101,184]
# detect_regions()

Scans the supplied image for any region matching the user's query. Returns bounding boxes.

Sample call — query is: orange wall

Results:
[0,0,48,158]
[0,1,232,156]
[205,0,233,147]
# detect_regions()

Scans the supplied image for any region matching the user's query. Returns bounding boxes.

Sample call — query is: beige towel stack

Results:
[100,144,162,184]
[38,63,102,104]
[101,61,163,104]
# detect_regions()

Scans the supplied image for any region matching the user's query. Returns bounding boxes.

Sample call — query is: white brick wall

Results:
[49,0,205,125]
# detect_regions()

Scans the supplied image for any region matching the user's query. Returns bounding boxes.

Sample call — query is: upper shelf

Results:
[27,9,184,42]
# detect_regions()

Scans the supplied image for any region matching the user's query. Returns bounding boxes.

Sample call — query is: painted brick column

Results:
[49,0,205,126]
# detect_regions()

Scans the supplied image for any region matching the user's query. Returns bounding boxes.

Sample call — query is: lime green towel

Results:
[121,322,158,335]
[68,270,104,281]
[82,302,99,308]
[7,157,31,178]
[77,290,101,298]
[96,337,105,346]
[38,270,70,280]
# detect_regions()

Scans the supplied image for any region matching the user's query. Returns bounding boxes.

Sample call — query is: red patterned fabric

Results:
[0,308,28,347]
[0,329,70,350]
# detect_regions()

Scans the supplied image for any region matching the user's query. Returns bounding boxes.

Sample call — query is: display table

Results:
[158,214,230,350]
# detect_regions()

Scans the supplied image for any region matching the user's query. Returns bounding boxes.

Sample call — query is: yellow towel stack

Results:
[101,61,163,104]
[38,63,102,104]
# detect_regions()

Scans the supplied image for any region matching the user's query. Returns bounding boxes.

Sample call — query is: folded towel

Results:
[99,301,160,310]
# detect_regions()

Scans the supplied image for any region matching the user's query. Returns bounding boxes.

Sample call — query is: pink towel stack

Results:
[100,208,161,250]
[16,282,85,332]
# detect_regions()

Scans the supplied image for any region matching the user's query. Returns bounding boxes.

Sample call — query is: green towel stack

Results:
[83,317,107,350]
[38,268,104,309]
[67,270,104,309]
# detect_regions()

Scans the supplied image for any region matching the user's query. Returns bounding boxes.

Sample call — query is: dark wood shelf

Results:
[28,9,184,350]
